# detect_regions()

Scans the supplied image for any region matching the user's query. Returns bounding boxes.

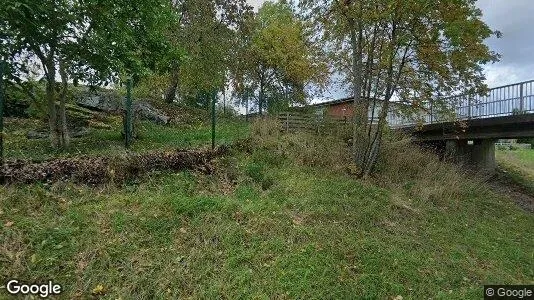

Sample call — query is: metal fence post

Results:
[430,99,434,124]
[519,82,524,112]
[245,92,249,122]
[468,96,472,119]
[124,77,133,148]
[0,61,5,184]
[211,91,216,150]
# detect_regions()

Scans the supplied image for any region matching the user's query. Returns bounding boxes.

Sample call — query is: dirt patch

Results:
[488,169,534,213]
[1,147,228,185]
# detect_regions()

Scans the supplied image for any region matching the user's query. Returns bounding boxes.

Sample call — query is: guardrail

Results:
[388,80,534,127]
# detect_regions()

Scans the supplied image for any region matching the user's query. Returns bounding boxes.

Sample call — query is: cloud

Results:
[477,0,534,87]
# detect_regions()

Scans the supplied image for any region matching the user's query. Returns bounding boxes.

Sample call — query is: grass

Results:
[496,148,534,193]
[1,138,533,299]
[3,117,248,161]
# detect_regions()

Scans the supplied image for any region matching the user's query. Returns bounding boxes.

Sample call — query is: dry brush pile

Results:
[1,147,228,185]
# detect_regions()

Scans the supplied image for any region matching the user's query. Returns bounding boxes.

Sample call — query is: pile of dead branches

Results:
[1,147,228,185]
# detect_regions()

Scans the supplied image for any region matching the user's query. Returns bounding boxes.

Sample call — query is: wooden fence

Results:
[277,111,349,133]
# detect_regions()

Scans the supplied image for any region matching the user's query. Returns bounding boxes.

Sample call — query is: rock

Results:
[134,102,170,125]
[27,130,49,140]
[75,88,170,125]
[27,127,91,140]
[75,90,122,113]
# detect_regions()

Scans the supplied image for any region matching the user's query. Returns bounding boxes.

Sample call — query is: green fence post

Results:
[211,91,216,150]
[0,61,5,184]
[124,77,133,148]
[245,90,249,122]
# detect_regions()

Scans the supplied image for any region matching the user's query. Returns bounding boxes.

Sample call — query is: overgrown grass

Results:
[0,119,532,299]
[3,117,248,161]
[497,148,534,193]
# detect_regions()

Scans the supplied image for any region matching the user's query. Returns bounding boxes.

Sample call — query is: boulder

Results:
[75,90,122,113]
[75,89,170,125]
[134,102,170,125]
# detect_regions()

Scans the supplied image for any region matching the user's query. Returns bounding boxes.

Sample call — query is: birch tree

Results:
[300,0,499,176]
[233,1,328,115]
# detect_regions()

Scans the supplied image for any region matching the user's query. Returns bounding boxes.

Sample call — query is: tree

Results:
[0,0,180,149]
[300,0,500,176]
[0,0,85,148]
[231,1,327,115]
[163,0,252,105]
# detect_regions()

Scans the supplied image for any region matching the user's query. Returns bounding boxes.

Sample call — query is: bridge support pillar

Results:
[444,139,496,173]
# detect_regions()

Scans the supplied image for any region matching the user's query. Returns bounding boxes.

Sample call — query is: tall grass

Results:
[377,131,487,205]
[250,118,486,205]
[250,118,352,171]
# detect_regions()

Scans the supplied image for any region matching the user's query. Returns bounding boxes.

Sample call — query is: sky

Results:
[477,0,534,87]
[245,0,534,98]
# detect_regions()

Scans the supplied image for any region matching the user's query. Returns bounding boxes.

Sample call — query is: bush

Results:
[245,162,265,183]
[376,131,484,204]
[4,81,46,118]
[517,138,534,149]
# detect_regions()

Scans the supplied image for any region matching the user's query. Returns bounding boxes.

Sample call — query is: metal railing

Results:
[388,80,534,127]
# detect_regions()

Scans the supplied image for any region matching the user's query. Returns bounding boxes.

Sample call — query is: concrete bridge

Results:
[390,80,534,172]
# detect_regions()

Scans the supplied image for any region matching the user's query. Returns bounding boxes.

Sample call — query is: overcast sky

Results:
[477,0,534,87]
[246,0,533,97]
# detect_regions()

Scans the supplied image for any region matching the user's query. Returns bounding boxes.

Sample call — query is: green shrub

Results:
[4,81,46,118]
[517,137,534,149]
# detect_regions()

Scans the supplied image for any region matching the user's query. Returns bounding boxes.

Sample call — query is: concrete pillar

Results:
[442,139,496,173]
[471,139,496,172]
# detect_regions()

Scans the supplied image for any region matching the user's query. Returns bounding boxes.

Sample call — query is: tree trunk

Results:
[58,60,70,149]
[45,57,59,148]
[164,68,180,104]
[259,75,264,116]
[363,100,390,176]
[349,17,367,176]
